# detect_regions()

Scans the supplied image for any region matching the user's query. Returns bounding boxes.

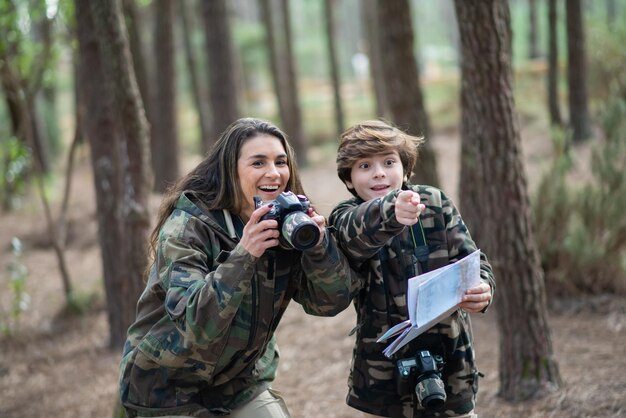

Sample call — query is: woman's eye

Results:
[252,160,264,167]
[276,159,288,166]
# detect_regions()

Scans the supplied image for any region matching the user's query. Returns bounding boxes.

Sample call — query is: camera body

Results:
[254,191,320,250]
[396,350,446,409]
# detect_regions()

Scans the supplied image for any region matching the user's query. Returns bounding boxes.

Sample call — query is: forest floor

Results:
[0,129,625,418]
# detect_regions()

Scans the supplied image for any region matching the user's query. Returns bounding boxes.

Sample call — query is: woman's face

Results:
[346,151,404,201]
[237,134,290,221]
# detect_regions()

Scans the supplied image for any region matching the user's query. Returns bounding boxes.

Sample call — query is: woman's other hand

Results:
[240,204,280,257]
[307,207,326,247]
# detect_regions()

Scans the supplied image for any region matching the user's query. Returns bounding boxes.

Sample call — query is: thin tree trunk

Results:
[528,0,540,58]
[361,0,387,118]
[547,0,562,126]
[259,0,306,165]
[454,0,562,401]
[179,0,212,153]
[566,0,591,142]
[201,0,240,135]
[279,0,307,166]
[376,0,438,187]
[324,0,345,137]
[122,0,153,143]
[152,0,179,192]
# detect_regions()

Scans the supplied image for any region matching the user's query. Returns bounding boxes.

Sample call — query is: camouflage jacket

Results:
[329,185,495,418]
[119,192,353,417]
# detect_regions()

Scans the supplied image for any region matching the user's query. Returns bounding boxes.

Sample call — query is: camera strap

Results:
[379,219,429,334]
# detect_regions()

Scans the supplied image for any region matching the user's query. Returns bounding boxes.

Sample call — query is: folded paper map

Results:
[377,250,481,357]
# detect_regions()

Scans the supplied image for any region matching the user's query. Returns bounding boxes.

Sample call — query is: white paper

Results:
[378,250,482,357]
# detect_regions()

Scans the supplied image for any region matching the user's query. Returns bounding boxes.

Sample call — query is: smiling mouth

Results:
[371,185,389,191]
[258,185,280,193]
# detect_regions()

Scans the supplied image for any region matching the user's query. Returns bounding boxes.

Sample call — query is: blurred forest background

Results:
[1,0,625,417]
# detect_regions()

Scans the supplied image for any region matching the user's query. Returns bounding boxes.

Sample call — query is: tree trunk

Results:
[361,0,387,118]
[201,0,240,135]
[528,0,540,59]
[279,0,307,166]
[606,0,617,29]
[258,0,307,166]
[178,0,213,154]
[547,0,562,126]
[151,0,179,192]
[323,0,345,137]
[79,0,152,350]
[376,0,439,187]
[122,0,154,148]
[454,0,562,401]
[566,0,592,142]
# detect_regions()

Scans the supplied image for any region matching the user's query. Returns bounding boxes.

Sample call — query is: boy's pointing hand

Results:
[395,190,425,226]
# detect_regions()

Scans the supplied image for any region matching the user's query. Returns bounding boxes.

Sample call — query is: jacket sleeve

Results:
[328,191,406,269]
[157,213,257,346]
[292,231,356,316]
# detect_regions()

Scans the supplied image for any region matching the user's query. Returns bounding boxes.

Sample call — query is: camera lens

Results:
[281,212,320,250]
[415,375,446,408]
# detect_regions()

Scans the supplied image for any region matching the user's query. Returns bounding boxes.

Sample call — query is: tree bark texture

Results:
[361,0,388,119]
[258,0,306,166]
[324,0,345,137]
[376,0,439,187]
[566,0,591,142]
[79,0,152,349]
[279,0,307,166]
[201,0,240,136]
[152,0,179,192]
[454,0,562,401]
[528,0,540,58]
[547,0,562,126]
[122,0,154,148]
[179,0,213,154]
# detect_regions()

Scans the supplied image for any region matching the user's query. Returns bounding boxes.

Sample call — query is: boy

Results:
[329,120,495,418]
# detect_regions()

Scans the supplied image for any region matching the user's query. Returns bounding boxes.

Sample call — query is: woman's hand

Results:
[459,283,492,313]
[395,190,426,226]
[307,207,326,247]
[239,205,280,257]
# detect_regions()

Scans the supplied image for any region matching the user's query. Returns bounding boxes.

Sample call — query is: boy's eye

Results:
[358,162,370,169]
[384,159,396,166]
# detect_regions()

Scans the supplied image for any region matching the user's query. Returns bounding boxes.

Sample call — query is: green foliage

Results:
[0,136,32,211]
[64,290,102,316]
[533,97,626,296]
[0,237,30,336]
[587,19,626,102]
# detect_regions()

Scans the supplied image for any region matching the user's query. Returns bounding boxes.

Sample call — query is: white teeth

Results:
[259,186,279,191]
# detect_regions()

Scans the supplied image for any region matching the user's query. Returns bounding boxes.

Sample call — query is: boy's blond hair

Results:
[336,120,423,196]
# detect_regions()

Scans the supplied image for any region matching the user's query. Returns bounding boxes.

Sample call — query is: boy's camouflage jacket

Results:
[329,185,495,418]
[119,192,353,417]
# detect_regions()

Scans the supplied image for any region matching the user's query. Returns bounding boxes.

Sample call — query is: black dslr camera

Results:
[396,350,446,409]
[254,191,320,250]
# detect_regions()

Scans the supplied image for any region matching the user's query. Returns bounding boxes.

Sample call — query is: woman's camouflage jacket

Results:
[119,192,353,417]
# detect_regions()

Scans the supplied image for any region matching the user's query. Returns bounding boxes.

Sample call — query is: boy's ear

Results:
[345,180,353,189]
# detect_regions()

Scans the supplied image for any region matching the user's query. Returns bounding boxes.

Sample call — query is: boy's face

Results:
[346,151,405,201]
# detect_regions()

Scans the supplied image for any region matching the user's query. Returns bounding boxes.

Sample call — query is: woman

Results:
[119,118,353,418]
